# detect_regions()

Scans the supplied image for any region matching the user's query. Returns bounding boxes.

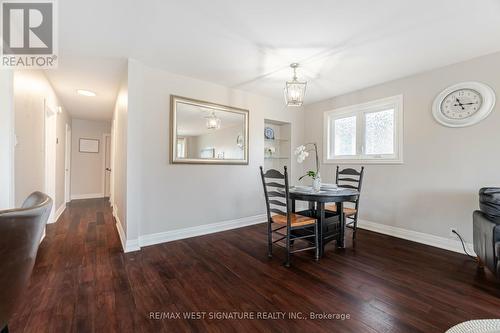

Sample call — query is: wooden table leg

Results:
[338,201,345,248]
[317,202,325,257]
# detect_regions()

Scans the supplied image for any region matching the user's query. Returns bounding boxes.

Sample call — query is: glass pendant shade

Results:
[206,112,221,130]
[284,63,307,107]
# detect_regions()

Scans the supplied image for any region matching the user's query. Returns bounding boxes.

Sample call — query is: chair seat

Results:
[272,213,316,227]
[325,204,357,217]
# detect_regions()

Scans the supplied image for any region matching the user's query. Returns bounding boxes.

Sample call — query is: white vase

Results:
[312,176,321,192]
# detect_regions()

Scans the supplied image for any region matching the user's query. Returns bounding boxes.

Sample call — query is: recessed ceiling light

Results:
[77,89,96,97]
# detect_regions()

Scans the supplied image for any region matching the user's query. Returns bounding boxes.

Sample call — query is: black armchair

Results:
[473,188,500,276]
[0,192,53,333]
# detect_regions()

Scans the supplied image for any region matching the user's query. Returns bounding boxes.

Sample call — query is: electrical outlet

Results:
[450,227,458,237]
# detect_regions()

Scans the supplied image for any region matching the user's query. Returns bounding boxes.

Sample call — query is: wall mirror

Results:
[170,95,249,164]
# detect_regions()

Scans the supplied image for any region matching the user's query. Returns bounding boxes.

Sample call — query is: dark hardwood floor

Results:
[9,198,500,332]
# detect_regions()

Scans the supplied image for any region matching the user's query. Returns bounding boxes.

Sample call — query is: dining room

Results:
[3,1,500,332]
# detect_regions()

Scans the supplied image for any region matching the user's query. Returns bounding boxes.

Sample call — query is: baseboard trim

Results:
[49,203,66,224]
[113,214,474,256]
[112,204,140,253]
[71,193,104,200]
[358,219,475,256]
[121,214,267,251]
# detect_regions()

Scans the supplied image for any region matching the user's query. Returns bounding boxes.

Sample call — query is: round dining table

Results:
[288,186,359,257]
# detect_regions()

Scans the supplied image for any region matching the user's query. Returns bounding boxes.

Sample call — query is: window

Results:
[177,138,186,158]
[334,116,356,156]
[324,95,403,164]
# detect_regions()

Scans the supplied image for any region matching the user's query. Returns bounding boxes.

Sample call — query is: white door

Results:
[44,100,57,223]
[64,124,71,203]
[104,134,111,197]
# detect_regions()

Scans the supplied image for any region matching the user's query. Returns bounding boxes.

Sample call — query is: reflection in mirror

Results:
[171,96,249,164]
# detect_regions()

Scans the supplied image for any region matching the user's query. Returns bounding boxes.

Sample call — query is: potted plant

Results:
[295,143,321,192]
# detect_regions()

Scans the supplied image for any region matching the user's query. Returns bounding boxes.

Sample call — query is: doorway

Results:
[64,124,71,203]
[103,133,111,198]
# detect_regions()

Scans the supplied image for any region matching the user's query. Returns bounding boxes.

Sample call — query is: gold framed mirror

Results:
[170,95,249,165]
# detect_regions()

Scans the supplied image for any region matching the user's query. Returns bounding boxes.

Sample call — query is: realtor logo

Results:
[1,0,57,68]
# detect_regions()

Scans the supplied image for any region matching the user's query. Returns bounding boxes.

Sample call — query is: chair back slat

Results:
[337,177,359,182]
[338,168,362,176]
[267,191,285,198]
[260,166,291,226]
[266,182,285,188]
[268,199,286,207]
[338,184,357,189]
[264,169,285,179]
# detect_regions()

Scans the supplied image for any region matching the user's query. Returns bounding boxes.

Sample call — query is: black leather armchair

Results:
[473,188,500,276]
[0,192,52,333]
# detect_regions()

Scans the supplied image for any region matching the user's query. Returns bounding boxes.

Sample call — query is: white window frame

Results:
[323,95,404,164]
[177,137,186,158]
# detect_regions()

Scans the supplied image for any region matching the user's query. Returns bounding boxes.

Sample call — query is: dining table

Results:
[288,185,359,257]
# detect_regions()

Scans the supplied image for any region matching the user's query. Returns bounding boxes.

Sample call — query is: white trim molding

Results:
[358,219,475,256]
[50,203,66,224]
[323,94,404,165]
[70,193,104,200]
[139,214,267,248]
[113,205,140,253]
[115,214,267,253]
[112,212,475,256]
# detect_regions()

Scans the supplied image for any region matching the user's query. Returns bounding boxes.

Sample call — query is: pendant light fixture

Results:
[206,112,221,130]
[284,63,307,107]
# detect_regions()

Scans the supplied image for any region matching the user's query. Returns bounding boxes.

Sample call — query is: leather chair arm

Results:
[473,210,500,274]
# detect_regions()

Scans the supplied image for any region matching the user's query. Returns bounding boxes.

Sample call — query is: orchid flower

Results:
[294,143,320,181]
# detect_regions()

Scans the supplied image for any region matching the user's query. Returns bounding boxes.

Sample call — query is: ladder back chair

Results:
[259,166,319,267]
[326,166,364,240]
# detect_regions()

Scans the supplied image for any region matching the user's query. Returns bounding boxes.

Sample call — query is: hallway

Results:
[9,199,130,332]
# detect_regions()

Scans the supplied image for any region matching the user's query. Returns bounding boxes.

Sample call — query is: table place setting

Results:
[290,183,340,194]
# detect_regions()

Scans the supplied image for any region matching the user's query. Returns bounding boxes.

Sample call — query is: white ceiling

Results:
[46,56,126,120]
[46,0,500,120]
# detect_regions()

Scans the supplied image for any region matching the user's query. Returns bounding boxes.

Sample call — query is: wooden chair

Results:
[260,166,319,267]
[325,166,364,240]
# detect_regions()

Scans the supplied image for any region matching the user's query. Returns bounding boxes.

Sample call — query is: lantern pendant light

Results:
[284,63,307,107]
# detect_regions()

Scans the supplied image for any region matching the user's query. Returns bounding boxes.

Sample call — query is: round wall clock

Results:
[432,81,495,127]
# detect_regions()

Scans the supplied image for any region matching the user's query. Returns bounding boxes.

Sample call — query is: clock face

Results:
[440,88,483,119]
[432,81,495,127]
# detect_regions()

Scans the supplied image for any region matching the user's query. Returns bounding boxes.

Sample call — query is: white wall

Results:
[123,59,305,246]
[304,51,500,245]
[111,70,129,246]
[13,71,70,217]
[55,107,70,212]
[71,119,111,199]
[0,70,14,209]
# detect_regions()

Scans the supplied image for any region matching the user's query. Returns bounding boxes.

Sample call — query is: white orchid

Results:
[296,150,309,163]
[294,143,320,181]
[294,145,310,163]
[294,145,306,155]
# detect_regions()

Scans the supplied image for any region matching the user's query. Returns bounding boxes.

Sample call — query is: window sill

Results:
[323,158,403,165]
